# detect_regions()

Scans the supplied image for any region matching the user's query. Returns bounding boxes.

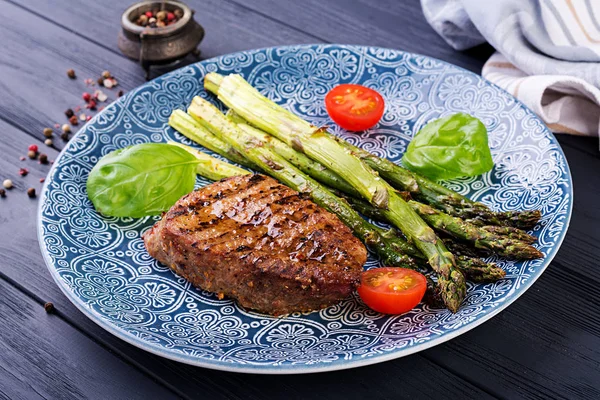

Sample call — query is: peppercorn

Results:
[0,188,5,198]
[103,79,113,89]
[87,100,97,110]
[19,168,28,177]
[82,92,91,102]
[102,71,111,79]
[39,153,48,164]
[67,69,76,79]
[2,179,13,189]
[44,302,54,313]
[39,178,45,183]
[69,115,79,125]
[156,20,166,27]
[156,10,167,21]
[118,90,124,97]
[65,108,74,118]
[61,124,71,133]
[174,9,183,18]
[61,132,70,141]
[167,12,175,21]
[45,138,53,146]
[28,150,37,159]
[27,187,36,198]
[145,11,153,18]
[43,127,53,138]
[97,77,104,86]
[28,144,39,152]
[137,14,148,26]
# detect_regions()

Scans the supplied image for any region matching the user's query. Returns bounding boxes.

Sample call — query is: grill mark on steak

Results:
[143,174,366,315]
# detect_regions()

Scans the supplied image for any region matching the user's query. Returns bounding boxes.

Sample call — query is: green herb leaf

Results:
[402,113,494,181]
[86,143,199,217]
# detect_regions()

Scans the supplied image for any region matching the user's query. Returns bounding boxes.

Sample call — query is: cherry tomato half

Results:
[325,84,385,131]
[357,268,427,314]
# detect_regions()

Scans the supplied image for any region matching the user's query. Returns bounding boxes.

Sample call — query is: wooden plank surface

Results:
[0,279,178,400]
[1,0,599,399]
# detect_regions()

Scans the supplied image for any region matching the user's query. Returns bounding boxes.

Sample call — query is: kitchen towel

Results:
[421,0,600,138]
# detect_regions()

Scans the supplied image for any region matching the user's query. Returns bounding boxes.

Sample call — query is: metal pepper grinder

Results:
[118,1,205,80]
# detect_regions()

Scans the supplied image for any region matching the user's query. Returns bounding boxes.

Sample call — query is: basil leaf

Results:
[402,113,493,181]
[87,143,199,218]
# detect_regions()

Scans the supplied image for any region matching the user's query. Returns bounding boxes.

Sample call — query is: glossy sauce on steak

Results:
[143,174,366,315]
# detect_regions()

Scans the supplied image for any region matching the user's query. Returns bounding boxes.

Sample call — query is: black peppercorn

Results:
[39,153,48,164]
[65,108,74,118]
[67,69,76,79]
[0,188,5,198]
[118,90,124,97]
[61,132,70,141]
[44,302,54,313]
[27,187,36,198]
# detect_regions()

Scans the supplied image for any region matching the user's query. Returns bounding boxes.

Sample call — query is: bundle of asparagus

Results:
[166,73,543,313]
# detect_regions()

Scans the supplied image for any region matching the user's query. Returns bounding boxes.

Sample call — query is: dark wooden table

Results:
[1,1,599,399]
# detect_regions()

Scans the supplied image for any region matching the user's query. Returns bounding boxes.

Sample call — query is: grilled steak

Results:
[143,174,366,315]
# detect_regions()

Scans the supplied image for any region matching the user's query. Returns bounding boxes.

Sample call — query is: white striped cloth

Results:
[422,0,600,139]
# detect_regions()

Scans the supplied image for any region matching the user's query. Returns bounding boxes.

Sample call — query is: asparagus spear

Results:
[355,209,505,282]
[409,201,543,259]
[203,74,466,312]
[480,225,536,244]
[168,110,252,167]
[168,141,249,180]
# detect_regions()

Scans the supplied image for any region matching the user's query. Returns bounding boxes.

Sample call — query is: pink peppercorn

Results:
[19,168,29,176]
[145,11,153,18]
[28,144,38,152]
[167,12,175,21]
[82,92,91,102]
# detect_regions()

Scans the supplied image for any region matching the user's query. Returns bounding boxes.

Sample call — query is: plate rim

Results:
[37,43,574,374]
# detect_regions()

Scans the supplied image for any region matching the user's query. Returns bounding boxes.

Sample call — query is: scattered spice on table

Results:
[44,302,55,313]
[39,154,48,164]
[118,90,124,97]
[61,132,70,141]
[62,124,71,134]
[45,138,53,146]
[19,168,29,177]
[43,127,53,138]
[39,178,45,183]
[28,150,37,159]
[20,156,25,161]
[27,187,36,198]
[2,179,12,189]
[69,115,79,125]
[65,108,74,118]
[54,123,60,129]
[0,188,5,198]
[67,69,76,79]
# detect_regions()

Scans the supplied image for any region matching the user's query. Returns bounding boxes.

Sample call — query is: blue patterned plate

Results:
[38,45,572,373]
